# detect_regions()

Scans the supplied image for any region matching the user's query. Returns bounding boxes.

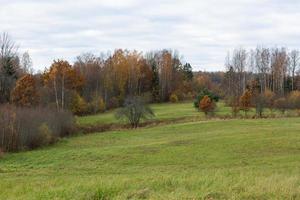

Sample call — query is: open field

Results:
[77,101,296,126]
[1,116,300,199]
[77,101,204,126]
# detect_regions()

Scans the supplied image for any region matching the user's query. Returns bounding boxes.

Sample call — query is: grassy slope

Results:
[1,118,300,199]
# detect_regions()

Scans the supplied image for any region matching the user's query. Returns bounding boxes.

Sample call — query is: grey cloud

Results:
[1,0,300,71]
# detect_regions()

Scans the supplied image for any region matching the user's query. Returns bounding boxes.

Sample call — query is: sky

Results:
[1,0,300,72]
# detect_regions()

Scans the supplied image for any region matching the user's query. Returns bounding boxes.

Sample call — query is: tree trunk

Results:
[53,78,59,111]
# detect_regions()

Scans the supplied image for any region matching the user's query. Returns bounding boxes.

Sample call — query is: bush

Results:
[288,91,300,110]
[87,96,106,114]
[274,97,289,114]
[0,105,75,152]
[169,93,178,103]
[226,96,240,117]
[199,95,216,116]
[194,88,219,109]
[239,90,252,116]
[70,93,88,115]
[115,96,155,128]
[264,89,276,111]
[29,123,53,149]
[252,93,267,118]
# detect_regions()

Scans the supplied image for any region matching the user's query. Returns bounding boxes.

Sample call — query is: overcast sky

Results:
[1,0,300,72]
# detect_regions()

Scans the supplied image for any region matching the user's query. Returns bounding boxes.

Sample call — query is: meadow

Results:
[1,102,300,199]
[77,101,293,126]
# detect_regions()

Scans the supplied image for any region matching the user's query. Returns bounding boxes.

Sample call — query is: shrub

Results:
[239,90,252,116]
[288,91,300,110]
[0,105,75,152]
[115,96,155,128]
[29,123,53,149]
[70,93,88,115]
[169,93,178,103]
[252,93,267,118]
[194,88,219,109]
[274,97,289,114]
[199,95,216,116]
[226,96,240,117]
[264,89,276,111]
[87,96,106,114]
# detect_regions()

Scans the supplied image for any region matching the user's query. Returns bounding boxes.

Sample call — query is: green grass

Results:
[77,101,201,126]
[77,101,295,126]
[77,101,236,126]
[1,117,300,199]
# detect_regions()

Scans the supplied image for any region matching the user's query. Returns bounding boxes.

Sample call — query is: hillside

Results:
[1,117,300,199]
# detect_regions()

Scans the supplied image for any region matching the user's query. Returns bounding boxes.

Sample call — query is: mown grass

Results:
[1,117,300,199]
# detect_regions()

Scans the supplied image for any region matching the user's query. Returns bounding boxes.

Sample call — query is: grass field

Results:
[77,101,293,126]
[1,116,300,199]
[77,101,203,126]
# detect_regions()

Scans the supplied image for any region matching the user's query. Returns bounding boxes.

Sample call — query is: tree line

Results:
[194,47,300,117]
[0,33,194,115]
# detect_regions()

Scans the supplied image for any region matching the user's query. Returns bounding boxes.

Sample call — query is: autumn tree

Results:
[43,60,84,111]
[199,95,216,116]
[11,74,39,107]
[73,53,104,102]
[158,50,174,101]
[194,88,219,109]
[239,89,252,116]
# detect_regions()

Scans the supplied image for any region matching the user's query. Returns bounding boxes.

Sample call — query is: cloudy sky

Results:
[1,0,300,71]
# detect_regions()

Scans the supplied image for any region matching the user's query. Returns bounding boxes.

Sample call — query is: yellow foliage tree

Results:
[239,90,252,116]
[11,74,39,107]
[43,60,84,110]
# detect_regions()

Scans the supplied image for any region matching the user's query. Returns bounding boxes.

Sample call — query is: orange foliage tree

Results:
[199,95,216,116]
[239,89,252,116]
[11,74,39,107]
[43,60,84,110]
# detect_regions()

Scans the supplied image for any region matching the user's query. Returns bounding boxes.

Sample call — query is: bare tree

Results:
[255,47,270,93]
[0,32,20,103]
[21,51,33,74]
[271,48,289,95]
[289,50,299,91]
[115,96,154,128]
[229,48,247,96]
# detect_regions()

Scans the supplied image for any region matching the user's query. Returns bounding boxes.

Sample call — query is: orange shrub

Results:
[239,90,252,116]
[199,95,216,116]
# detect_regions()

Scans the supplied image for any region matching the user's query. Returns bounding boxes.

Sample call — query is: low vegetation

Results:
[115,96,154,128]
[0,105,75,152]
[1,118,300,199]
